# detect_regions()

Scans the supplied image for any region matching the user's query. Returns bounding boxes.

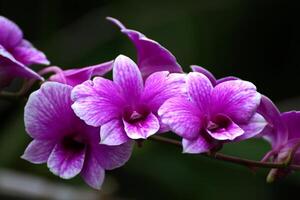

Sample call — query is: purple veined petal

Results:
[182,136,215,154]
[190,65,217,86]
[25,82,76,140]
[158,97,202,140]
[281,111,300,140]
[47,141,86,179]
[71,77,125,127]
[21,139,56,164]
[0,45,43,80]
[100,119,130,146]
[141,71,187,113]
[12,39,50,66]
[81,153,105,190]
[257,96,288,148]
[187,72,213,113]
[206,114,244,141]
[49,60,113,86]
[211,80,261,123]
[113,55,143,102]
[106,17,182,79]
[123,112,160,139]
[92,141,133,170]
[216,76,239,85]
[235,113,267,141]
[0,16,23,49]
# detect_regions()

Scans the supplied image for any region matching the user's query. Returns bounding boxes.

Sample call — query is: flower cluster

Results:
[1,16,300,189]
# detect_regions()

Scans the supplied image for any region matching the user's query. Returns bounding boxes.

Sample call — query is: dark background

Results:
[1,0,300,199]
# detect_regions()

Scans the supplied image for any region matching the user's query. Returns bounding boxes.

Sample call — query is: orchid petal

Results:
[47,142,86,179]
[113,55,143,102]
[71,78,125,126]
[100,119,130,146]
[123,112,160,139]
[158,97,201,140]
[21,139,56,164]
[211,80,261,123]
[107,17,182,79]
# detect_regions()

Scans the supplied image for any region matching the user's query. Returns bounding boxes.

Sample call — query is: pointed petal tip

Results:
[106,16,126,30]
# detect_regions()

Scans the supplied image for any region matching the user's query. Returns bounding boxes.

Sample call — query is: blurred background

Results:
[1,0,300,199]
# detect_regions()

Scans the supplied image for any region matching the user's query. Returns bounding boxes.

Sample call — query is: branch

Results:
[149,135,300,171]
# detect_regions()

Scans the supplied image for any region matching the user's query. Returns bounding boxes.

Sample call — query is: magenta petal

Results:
[49,61,113,86]
[182,136,214,154]
[107,17,182,79]
[211,80,261,123]
[258,96,288,148]
[207,116,244,141]
[81,153,105,190]
[47,142,86,179]
[71,78,125,126]
[21,139,56,164]
[100,119,130,146]
[187,72,213,112]
[142,71,186,112]
[236,113,267,141]
[0,16,23,49]
[12,40,49,66]
[0,45,42,80]
[93,142,133,170]
[113,55,143,102]
[123,112,160,139]
[158,97,202,140]
[25,82,75,140]
[281,111,300,140]
[190,65,217,86]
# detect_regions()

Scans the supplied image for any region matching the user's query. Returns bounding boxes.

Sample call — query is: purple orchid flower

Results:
[22,82,132,189]
[71,55,185,145]
[0,16,49,88]
[106,17,182,79]
[49,60,113,86]
[258,96,300,180]
[158,72,267,153]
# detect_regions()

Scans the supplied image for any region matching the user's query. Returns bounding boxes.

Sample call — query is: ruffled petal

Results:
[211,80,261,123]
[12,39,49,66]
[113,55,143,102]
[236,113,267,141]
[187,72,213,113]
[190,65,216,85]
[258,96,288,148]
[182,136,215,154]
[281,111,300,140]
[142,71,186,112]
[50,61,113,86]
[107,17,182,79]
[81,153,105,190]
[158,97,202,140]
[0,16,23,49]
[21,139,56,164]
[123,112,160,139]
[71,77,125,126]
[100,119,130,145]
[25,82,76,140]
[47,142,86,179]
[92,141,133,170]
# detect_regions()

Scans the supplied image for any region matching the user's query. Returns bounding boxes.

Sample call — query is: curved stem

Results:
[149,135,300,171]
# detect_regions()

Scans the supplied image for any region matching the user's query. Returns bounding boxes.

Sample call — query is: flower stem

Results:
[149,135,300,171]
